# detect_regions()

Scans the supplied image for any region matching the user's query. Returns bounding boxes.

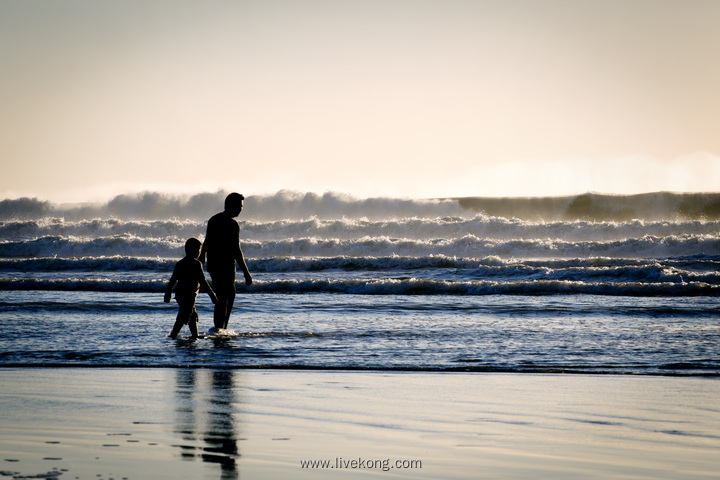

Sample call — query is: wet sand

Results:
[1,368,719,479]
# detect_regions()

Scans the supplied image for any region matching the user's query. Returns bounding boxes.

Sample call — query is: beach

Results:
[1,368,719,480]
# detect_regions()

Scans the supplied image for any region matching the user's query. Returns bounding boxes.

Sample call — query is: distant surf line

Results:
[3,190,720,221]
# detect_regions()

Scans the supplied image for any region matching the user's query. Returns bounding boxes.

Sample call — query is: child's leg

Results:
[170,300,194,338]
[188,308,199,338]
[169,315,185,339]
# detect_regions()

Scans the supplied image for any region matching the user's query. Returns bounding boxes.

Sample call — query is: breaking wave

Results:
[2,190,719,297]
[3,190,720,222]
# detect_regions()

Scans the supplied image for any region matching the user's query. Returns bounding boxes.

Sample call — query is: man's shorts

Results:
[208,269,236,298]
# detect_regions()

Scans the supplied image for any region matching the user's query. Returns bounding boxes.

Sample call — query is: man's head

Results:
[224,193,245,217]
[184,237,202,258]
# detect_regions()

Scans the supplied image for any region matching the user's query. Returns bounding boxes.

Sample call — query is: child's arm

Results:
[194,261,217,303]
[164,274,177,303]
[200,276,218,304]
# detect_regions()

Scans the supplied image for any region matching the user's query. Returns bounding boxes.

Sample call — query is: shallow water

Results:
[2,192,720,374]
[1,291,718,375]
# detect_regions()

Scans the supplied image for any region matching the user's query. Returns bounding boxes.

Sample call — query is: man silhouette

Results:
[199,193,253,330]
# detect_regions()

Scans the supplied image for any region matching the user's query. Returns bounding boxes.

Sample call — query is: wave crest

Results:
[4,189,720,222]
[0,190,464,222]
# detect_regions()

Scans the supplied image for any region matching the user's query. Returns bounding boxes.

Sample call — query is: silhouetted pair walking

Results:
[164,193,253,337]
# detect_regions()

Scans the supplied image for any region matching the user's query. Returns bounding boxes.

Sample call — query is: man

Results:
[199,192,253,330]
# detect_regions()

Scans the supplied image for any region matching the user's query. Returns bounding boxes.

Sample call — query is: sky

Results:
[2,0,720,202]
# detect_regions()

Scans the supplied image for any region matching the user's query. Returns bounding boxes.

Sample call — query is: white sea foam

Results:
[2,190,720,298]
[1,212,719,260]
[3,190,720,222]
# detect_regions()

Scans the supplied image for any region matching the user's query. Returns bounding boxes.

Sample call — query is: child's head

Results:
[184,238,202,258]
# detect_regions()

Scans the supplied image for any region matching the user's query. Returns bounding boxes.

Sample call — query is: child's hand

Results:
[245,273,253,286]
[164,292,171,303]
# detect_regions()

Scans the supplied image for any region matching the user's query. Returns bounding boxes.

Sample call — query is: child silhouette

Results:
[164,238,217,338]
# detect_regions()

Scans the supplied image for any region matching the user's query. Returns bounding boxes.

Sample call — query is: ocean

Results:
[1,190,719,375]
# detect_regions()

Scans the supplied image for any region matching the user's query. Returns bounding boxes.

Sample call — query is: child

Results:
[164,238,218,339]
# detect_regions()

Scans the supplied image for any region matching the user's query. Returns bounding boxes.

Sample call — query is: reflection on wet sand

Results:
[173,370,241,479]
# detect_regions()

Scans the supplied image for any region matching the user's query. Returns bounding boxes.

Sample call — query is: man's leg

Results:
[220,284,236,329]
[220,298,233,329]
[214,297,228,330]
[210,270,236,330]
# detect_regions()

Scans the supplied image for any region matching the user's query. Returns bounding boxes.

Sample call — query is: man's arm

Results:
[236,245,252,286]
[199,216,213,265]
[230,220,252,286]
[199,236,209,265]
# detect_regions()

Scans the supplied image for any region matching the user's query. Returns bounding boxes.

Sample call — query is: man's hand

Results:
[164,291,172,303]
[245,274,253,287]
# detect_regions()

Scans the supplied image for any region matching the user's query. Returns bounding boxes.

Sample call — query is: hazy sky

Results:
[2,0,720,201]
